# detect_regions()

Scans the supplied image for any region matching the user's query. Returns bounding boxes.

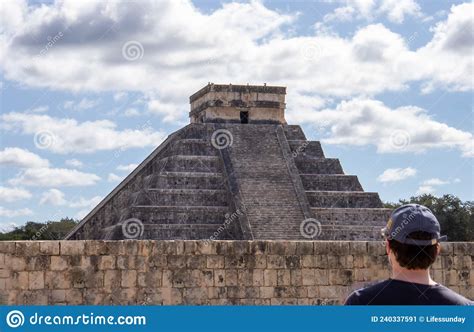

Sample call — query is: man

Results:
[345,204,472,305]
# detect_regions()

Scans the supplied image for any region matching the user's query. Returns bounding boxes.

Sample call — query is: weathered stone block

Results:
[28,271,44,290]
[206,255,225,269]
[60,241,85,255]
[98,255,116,270]
[39,242,60,255]
[225,269,238,286]
[16,242,40,256]
[50,256,68,271]
[121,270,137,288]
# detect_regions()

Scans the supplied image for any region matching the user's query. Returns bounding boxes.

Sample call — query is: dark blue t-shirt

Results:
[345,279,472,305]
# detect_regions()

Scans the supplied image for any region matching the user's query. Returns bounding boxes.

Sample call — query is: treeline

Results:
[384,194,473,242]
[0,194,472,241]
[0,218,78,241]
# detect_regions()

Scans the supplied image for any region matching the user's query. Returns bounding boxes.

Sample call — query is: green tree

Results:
[384,194,474,242]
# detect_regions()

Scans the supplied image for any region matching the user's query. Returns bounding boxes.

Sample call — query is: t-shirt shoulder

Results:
[344,279,473,305]
[344,279,391,305]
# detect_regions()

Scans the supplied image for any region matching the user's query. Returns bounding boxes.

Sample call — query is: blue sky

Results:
[0,0,472,231]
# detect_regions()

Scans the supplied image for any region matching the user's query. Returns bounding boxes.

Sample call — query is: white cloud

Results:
[377,167,417,183]
[9,167,100,187]
[323,0,423,24]
[1,112,166,154]
[63,98,100,111]
[416,177,451,195]
[416,185,435,195]
[301,98,473,157]
[0,206,33,218]
[0,147,50,168]
[107,173,123,182]
[28,106,49,113]
[378,0,423,23]
[0,186,32,202]
[117,163,138,172]
[114,92,128,102]
[417,3,474,93]
[38,188,101,211]
[69,196,102,209]
[0,0,470,128]
[422,178,449,186]
[123,108,140,117]
[40,188,67,206]
[65,158,83,168]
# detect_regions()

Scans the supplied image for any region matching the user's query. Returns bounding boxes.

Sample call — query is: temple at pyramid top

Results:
[189,83,287,124]
[65,83,391,241]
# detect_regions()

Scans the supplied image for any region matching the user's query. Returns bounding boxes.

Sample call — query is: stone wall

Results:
[0,240,472,305]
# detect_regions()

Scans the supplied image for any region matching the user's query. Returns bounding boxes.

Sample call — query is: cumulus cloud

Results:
[0,147,50,168]
[377,167,417,183]
[40,188,67,206]
[39,188,101,213]
[117,163,138,172]
[323,0,423,24]
[416,177,451,195]
[0,0,471,127]
[65,158,83,168]
[417,2,474,92]
[0,186,32,203]
[107,173,123,182]
[302,98,473,157]
[0,147,99,187]
[9,167,100,187]
[63,98,100,111]
[1,112,166,154]
[0,206,33,218]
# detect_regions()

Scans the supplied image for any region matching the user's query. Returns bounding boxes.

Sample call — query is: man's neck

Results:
[391,266,436,285]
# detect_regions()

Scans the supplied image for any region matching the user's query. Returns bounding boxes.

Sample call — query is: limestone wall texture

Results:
[0,240,472,305]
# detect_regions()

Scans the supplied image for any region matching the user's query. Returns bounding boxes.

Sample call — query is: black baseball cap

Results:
[381,204,447,245]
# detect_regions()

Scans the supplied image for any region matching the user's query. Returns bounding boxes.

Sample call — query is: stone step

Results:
[145,172,226,189]
[178,124,209,139]
[162,155,222,173]
[140,224,237,240]
[311,207,391,226]
[133,188,229,206]
[128,205,229,225]
[306,191,383,208]
[315,225,385,241]
[288,140,325,158]
[295,157,344,174]
[167,139,217,156]
[283,125,306,140]
[301,174,363,191]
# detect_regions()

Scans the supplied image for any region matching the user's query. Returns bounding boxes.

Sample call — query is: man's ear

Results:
[385,240,390,255]
[436,243,441,255]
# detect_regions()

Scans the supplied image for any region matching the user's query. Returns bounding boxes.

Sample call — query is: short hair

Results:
[388,231,439,270]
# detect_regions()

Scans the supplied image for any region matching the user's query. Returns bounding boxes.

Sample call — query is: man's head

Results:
[382,204,447,270]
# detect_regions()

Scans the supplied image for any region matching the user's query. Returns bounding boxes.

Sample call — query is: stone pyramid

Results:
[66,84,391,241]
